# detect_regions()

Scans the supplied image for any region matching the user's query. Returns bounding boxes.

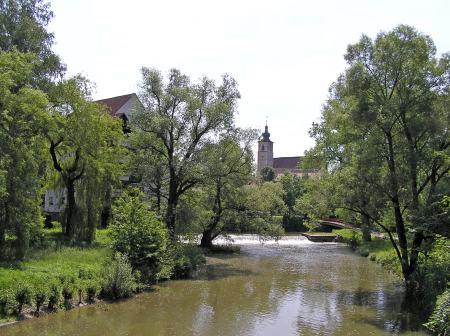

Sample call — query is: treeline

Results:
[297,25,449,334]
[0,0,304,261]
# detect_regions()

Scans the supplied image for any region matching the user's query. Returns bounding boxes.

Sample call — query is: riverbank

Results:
[0,229,111,325]
[334,228,449,335]
[1,237,430,336]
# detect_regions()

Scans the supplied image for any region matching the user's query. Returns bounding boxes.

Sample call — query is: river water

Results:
[1,235,428,336]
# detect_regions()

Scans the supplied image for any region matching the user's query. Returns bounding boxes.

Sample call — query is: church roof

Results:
[273,156,302,169]
[96,93,136,117]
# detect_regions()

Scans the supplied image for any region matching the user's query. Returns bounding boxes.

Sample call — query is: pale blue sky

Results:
[48,0,450,157]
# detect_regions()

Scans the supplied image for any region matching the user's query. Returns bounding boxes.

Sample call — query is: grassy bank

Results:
[334,228,449,335]
[333,229,401,275]
[0,229,112,322]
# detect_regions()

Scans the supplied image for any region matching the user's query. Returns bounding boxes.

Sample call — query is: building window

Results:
[49,197,54,206]
[261,145,265,150]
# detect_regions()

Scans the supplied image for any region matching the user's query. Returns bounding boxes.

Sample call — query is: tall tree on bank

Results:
[0,51,49,258]
[132,68,240,240]
[0,0,65,89]
[199,129,256,247]
[47,77,124,242]
[309,25,449,291]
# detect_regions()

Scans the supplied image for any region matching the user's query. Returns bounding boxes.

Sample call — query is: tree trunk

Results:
[65,180,76,239]
[200,229,214,248]
[361,213,371,242]
[385,131,411,284]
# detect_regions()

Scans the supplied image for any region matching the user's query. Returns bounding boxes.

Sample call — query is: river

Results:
[1,235,428,336]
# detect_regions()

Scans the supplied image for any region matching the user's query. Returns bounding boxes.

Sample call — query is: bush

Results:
[0,289,14,316]
[62,283,74,309]
[424,288,449,336]
[34,287,47,313]
[86,282,100,302]
[110,190,169,281]
[47,284,60,310]
[15,284,32,313]
[160,244,206,280]
[101,252,136,300]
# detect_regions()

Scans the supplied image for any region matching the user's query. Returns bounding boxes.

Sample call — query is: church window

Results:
[261,145,265,150]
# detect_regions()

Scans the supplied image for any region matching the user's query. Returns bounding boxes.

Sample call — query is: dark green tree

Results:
[308,25,449,292]
[260,166,275,182]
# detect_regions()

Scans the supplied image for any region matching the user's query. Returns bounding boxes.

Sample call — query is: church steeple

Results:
[261,124,271,142]
[257,122,274,173]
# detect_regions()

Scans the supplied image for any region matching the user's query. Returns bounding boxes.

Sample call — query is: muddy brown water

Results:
[1,235,428,336]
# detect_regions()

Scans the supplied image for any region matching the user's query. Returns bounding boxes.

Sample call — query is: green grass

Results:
[0,229,112,299]
[303,232,337,236]
[333,229,401,275]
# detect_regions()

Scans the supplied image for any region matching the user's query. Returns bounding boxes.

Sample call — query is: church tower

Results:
[257,124,274,173]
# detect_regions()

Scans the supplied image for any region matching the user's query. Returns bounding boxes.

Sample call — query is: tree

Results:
[260,166,275,182]
[199,129,256,248]
[47,77,124,242]
[132,68,240,240]
[279,173,305,231]
[0,50,49,258]
[0,0,65,89]
[110,189,169,280]
[308,25,449,292]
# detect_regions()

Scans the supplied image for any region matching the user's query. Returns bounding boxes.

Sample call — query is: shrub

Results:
[62,284,74,309]
[0,289,14,316]
[15,284,32,313]
[86,282,100,302]
[161,244,206,280]
[47,284,60,310]
[34,287,47,313]
[424,288,449,336]
[101,252,136,300]
[110,190,169,281]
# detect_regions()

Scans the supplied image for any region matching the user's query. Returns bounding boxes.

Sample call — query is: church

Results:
[257,124,317,177]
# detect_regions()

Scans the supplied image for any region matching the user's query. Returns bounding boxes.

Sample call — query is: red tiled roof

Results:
[96,93,135,116]
[273,156,302,169]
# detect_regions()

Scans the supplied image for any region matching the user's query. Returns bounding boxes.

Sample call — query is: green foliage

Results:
[424,288,449,336]
[0,0,65,87]
[61,283,74,309]
[0,50,49,259]
[34,287,47,312]
[132,68,241,237]
[47,284,60,310]
[414,237,450,310]
[47,77,124,242]
[0,289,14,316]
[260,166,275,182]
[101,252,136,300]
[110,190,169,281]
[86,283,99,302]
[15,283,32,313]
[159,244,206,280]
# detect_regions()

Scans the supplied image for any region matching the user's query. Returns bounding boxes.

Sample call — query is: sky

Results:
[48,0,450,158]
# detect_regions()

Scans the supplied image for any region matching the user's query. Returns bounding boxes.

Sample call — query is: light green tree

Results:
[132,68,240,240]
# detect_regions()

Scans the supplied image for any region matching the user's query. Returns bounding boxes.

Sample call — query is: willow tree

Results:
[132,68,240,239]
[47,77,124,242]
[309,25,449,292]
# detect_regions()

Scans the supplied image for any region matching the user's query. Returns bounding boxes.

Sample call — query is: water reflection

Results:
[1,236,428,336]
